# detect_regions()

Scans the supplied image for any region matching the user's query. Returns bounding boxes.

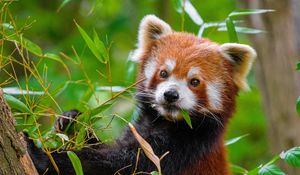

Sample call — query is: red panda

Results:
[27,15,256,175]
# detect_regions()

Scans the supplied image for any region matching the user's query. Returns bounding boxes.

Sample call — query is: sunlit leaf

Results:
[226,18,239,43]
[67,151,84,175]
[56,133,69,141]
[218,26,265,34]
[297,97,300,117]
[172,0,183,13]
[181,110,192,129]
[225,134,249,146]
[230,164,248,174]
[3,87,44,95]
[229,9,275,18]
[184,0,203,25]
[1,23,14,30]
[150,171,160,175]
[57,0,72,12]
[75,21,106,63]
[280,147,300,167]
[21,37,43,56]
[3,94,31,114]
[258,164,285,175]
[93,29,108,62]
[125,58,137,84]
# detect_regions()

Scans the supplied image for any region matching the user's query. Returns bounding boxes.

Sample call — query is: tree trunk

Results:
[0,89,38,175]
[242,0,300,174]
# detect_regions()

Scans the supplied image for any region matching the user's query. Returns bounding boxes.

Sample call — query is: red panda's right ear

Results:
[131,15,172,61]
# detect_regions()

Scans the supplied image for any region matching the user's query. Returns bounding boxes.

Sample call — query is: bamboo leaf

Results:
[184,0,203,25]
[57,0,72,12]
[172,0,183,13]
[3,94,31,114]
[181,110,192,129]
[225,134,249,146]
[21,37,43,56]
[218,26,265,34]
[230,164,248,174]
[75,21,106,63]
[67,151,84,175]
[90,103,113,116]
[280,147,300,167]
[93,29,108,63]
[258,164,285,175]
[229,9,275,18]
[226,18,239,43]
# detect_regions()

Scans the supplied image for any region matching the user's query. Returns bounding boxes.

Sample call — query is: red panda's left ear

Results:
[131,15,172,61]
[219,43,257,91]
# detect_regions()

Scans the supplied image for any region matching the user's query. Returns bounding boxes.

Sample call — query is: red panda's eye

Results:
[160,70,168,78]
[190,78,200,87]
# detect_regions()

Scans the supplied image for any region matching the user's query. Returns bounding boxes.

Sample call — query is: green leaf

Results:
[230,164,248,174]
[67,151,84,175]
[184,0,203,25]
[297,60,300,70]
[75,127,87,146]
[90,103,113,116]
[3,94,31,114]
[44,53,63,63]
[181,110,192,129]
[297,97,300,117]
[93,29,108,63]
[172,0,183,13]
[15,124,35,132]
[75,21,106,63]
[280,147,300,167]
[150,171,160,175]
[258,164,285,175]
[21,37,43,56]
[218,26,265,34]
[125,57,137,84]
[225,134,249,146]
[57,0,72,12]
[226,18,239,43]
[229,9,275,18]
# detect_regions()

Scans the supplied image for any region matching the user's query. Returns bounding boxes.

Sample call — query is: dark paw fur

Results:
[55,109,81,132]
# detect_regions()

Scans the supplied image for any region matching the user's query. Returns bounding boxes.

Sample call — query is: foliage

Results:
[0,0,297,175]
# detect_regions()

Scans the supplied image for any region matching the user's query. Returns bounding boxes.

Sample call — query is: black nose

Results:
[164,89,179,103]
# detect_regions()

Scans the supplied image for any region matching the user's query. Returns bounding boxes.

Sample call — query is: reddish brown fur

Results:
[137,32,239,174]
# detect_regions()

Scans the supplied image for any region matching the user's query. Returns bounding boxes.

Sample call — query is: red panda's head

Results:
[132,15,256,121]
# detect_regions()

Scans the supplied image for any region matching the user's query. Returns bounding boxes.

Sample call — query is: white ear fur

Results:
[220,43,257,91]
[130,15,172,62]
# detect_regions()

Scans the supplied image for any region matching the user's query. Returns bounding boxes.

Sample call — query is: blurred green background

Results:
[0,0,269,171]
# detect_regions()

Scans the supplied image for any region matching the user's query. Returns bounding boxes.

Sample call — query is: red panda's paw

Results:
[55,109,81,132]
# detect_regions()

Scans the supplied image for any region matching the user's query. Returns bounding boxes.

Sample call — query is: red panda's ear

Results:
[219,43,257,91]
[131,15,172,61]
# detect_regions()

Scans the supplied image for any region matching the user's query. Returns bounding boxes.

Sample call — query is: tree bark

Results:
[242,0,300,174]
[0,89,38,175]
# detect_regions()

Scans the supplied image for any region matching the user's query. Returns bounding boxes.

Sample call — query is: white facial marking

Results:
[206,81,222,110]
[144,58,157,86]
[155,76,196,120]
[165,59,176,72]
[187,67,200,78]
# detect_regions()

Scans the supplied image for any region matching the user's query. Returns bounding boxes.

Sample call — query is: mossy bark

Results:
[0,89,38,175]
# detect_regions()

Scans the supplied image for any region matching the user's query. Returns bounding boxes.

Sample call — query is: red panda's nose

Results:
[164,89,179,103]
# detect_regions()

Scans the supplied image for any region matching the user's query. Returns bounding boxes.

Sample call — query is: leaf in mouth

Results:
[181,110,193,129]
